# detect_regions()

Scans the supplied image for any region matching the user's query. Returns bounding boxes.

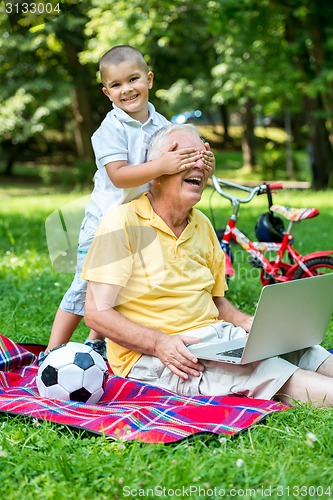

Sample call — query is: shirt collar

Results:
[133,193,157,220]
[133,194,194,239]
[112,102,157,126]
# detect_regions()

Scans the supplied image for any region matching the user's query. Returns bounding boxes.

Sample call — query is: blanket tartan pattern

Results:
[0,334,288,443]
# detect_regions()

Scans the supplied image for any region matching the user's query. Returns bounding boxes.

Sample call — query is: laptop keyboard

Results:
[216,347,244,358]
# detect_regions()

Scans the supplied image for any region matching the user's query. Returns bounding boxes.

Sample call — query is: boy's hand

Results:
[201,142,215,175]
[159,142,201,175]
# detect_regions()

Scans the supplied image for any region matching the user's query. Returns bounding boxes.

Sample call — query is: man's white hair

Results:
[147,123,203,161]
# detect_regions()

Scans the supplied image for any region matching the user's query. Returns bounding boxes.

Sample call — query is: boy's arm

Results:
[106,146,201,188]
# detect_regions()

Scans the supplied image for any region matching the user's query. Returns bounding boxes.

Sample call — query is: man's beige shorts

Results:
[127,322,330,400]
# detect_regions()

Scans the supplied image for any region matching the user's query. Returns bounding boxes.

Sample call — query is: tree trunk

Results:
[291,112,306,149]
[241,97,256,171]
[62,41,95,161]
[219,104,233,145]
[305,95,333,189]
[284,106,294,180]
[3,141,18,176]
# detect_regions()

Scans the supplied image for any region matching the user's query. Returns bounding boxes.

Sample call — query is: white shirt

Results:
[88,102,169,217]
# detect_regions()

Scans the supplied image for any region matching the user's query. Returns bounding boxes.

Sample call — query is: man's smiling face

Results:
[160,130,210,206]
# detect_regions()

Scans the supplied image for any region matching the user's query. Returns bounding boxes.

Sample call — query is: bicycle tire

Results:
[293,256,333,279]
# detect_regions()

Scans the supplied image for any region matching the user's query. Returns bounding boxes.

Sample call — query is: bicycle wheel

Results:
[294,256,333,279]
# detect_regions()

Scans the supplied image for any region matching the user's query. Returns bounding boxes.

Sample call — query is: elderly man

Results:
[82,123,333,406]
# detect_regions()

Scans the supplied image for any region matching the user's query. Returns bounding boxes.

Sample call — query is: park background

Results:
[1,1,333,498]
[1,0,333,188]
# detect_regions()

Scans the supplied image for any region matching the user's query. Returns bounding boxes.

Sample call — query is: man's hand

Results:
[242,315,254,333]
[153,333,204,380]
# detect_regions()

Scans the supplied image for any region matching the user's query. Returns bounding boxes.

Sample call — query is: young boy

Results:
[40,45,214,364]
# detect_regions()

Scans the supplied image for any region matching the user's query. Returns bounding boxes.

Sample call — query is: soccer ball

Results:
[36,342,109,404]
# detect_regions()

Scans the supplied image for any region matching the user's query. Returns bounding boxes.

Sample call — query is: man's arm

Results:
[213,296,253,332]
[85,281,204,380]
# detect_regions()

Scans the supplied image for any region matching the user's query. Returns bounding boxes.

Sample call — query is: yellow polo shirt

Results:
[82,193,227,377]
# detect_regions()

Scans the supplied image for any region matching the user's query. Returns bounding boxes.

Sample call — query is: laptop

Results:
[187,273,333,364]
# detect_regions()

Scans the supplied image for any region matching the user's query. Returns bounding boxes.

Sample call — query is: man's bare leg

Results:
[276,367,333,407]
[316,353,333,378]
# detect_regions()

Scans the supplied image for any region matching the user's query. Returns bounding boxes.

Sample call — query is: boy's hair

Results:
[99,45,150,84]
[147,124,203,161]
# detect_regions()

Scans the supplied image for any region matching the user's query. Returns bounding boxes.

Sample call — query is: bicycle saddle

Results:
[270,205,319,222]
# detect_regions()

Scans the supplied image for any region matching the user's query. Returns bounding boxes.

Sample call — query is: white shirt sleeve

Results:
[91,113,129,167]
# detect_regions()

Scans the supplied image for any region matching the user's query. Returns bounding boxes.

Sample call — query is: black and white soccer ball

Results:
[36,342,109,404]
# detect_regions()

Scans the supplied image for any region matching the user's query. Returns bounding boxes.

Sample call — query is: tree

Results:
[209,0,302,173]
[210,0,333,185]
[0,2,100,173]
[45,3,101,160]
[0,13,73,173]
[281,0,333,187]
[2,0,333,187]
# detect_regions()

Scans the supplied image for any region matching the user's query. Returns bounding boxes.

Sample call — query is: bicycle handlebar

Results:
[268,182,284,190]
[211,176,283,205]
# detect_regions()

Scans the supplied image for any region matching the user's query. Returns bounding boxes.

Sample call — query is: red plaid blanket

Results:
[0,334,288,443]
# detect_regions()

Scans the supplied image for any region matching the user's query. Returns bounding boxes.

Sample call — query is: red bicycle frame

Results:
[212,176,333,284]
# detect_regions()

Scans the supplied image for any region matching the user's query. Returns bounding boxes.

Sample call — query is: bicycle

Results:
[210,175,333,285]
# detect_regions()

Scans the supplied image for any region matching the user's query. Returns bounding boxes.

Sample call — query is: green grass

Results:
[1,182,333,498]
[2,408,333,499]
